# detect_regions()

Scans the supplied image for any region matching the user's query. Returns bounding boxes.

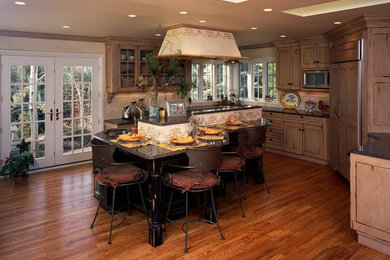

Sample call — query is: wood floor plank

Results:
[0,153,389,259]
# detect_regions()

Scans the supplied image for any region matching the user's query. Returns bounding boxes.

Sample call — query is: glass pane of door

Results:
[62,66,93,155]
[9,65,47,158]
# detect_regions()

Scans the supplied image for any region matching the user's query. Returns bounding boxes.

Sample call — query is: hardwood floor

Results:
[0,153,389,260]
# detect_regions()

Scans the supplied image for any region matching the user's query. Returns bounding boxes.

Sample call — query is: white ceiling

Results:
[1,0,390,46]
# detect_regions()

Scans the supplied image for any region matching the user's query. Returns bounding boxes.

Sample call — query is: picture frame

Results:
[166,101,186,117]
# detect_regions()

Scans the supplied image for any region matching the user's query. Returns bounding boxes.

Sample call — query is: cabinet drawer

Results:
[267,127,284,138]
[268,120,284,129]
[262,111,284,120]
[302,116,323,126]
[284,114,324,126]
[265,137,283,150]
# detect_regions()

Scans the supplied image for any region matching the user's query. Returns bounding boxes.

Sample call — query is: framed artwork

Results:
[166,101,186,117]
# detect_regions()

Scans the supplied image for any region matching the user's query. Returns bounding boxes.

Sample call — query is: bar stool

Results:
[218,129,248,217]
[90,143,149,245]
[161,146,224,253]
[243,126,270,193]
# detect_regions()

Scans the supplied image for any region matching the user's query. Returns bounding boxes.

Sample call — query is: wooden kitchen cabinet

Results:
[350,152,390,256]
[275,41,301,90]
[105,37,161,101]
[301,42,330,69]
[263,111,329,163]
[284,122,302,154]
[263,111,284,150]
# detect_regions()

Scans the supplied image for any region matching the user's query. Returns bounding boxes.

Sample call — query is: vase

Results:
[14,175,27,185]
[148,89,160,121]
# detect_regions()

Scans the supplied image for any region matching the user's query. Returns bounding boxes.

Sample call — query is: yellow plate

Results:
[280,90,301,109]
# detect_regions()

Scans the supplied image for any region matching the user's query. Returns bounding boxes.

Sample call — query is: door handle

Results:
[47,109,53,121]
[56,108,63,121]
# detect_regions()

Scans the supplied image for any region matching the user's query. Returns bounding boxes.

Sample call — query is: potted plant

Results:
[0,140,34,184]
[137,54,194,119]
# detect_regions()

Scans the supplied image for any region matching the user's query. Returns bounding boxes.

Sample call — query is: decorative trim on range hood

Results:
[158,25,246,60]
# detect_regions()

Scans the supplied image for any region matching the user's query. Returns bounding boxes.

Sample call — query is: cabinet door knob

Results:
[313,61,316,63]
[300,116,303,119]
[269,120,273,123]
[270,129,272,132]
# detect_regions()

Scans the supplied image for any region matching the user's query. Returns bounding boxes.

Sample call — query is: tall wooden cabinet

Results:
[274,41,301,90]
[326,15,390,179]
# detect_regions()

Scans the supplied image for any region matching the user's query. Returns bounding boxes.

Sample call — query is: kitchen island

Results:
[94,105,266,248]
[350,134,390,256]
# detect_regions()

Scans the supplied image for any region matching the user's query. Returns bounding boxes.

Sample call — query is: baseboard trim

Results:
[265,148,328,165]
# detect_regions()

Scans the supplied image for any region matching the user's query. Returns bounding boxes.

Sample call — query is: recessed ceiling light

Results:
[62,25,70,29]
[155,33,161,37]
[264,8,272,12]
[251,27,258,30]
[221,0,248,3]
[128,14,137,18]
[199,20,207,23]
[179,11,188,15]
[334,21,342,25]
[280,35,287,38]
[14,1,26,5]
[283,0,390,17]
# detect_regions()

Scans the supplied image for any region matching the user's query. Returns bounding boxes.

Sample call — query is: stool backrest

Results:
[91,143,116,170]
[186,145,221,173]
[246,126,267,147]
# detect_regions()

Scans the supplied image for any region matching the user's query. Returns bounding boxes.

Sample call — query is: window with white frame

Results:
[191,62,230,101]
[238,59,276,101]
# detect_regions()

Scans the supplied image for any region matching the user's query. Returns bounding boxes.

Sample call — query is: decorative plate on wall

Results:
[279,90,301,109]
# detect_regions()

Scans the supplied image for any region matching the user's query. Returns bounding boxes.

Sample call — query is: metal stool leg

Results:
[126,186,131,215]
[243,165,247,200]
[210,189,225,241]
[164,189,174,231]
[234,172,246,218]
[138,183,150,226]
[108,187,116,245]
[259,156,270,193]
[184,192,189,253]
[90,197,101,228]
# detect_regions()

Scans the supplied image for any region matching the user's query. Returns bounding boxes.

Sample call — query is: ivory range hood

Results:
[158,24,245,61]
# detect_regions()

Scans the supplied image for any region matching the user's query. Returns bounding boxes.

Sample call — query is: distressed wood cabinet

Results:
[275,41,301,90]
[300,36,330,69]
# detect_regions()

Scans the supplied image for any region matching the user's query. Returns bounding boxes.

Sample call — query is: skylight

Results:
[283,0,390,17]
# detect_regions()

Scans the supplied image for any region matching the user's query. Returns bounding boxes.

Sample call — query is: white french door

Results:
[54,57,100,165]
[0,54,102,169]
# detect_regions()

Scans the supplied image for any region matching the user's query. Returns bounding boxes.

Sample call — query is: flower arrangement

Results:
[0,140,34,179]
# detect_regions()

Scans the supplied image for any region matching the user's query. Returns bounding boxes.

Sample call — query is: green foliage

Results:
[137,53,193,99]
[0,140,34,178]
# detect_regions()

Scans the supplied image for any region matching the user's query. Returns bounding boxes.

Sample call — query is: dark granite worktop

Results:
[351,140,390,160]
[138,116,189,126]
[368,132,390,141]
[188,104,262,115]
[262,106,329,118]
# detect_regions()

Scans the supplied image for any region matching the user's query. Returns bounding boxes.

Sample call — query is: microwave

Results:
[303,70,329,89]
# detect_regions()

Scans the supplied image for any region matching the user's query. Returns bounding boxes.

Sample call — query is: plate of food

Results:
[117,133,146,143]
[170,135,197,146]
[198,126,224,135]
[225,119,244,126]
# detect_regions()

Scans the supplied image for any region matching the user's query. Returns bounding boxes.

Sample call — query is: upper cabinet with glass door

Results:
[105,37,161,102]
